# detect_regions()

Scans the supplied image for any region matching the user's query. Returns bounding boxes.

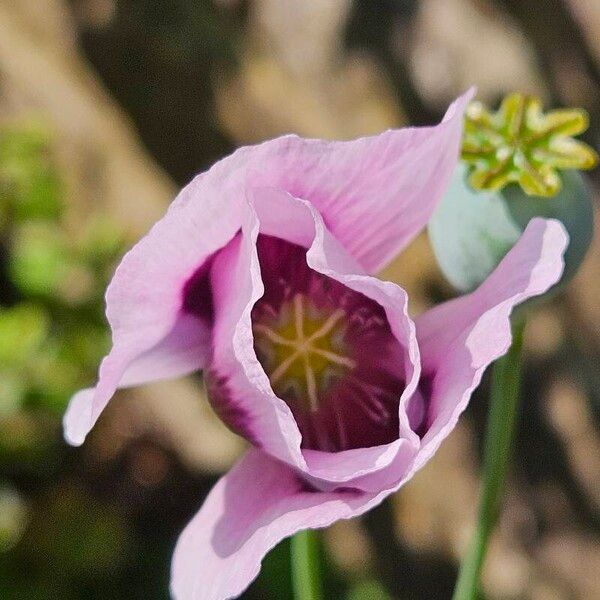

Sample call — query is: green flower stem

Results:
[452,318,526,600]
[291,529,323,600]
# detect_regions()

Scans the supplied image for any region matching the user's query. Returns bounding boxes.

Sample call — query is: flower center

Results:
[253,293,356,413]
[249,234,405,452]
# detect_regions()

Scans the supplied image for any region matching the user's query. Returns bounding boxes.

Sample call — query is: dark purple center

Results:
[251,235,406,452]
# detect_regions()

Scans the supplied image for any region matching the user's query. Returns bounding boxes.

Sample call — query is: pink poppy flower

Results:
[63,89,567,600]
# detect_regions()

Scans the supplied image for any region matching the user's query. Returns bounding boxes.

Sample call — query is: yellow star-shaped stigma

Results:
[462,93,598,197]
[253,294,355,412]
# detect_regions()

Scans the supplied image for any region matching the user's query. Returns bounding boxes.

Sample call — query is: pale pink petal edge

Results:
[414,218,568,471]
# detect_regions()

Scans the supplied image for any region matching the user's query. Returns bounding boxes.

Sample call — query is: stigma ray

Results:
[253,292,355,412]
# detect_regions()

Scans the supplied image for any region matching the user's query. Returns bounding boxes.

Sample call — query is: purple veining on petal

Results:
[204,366,261,447]
[250,235,407,452]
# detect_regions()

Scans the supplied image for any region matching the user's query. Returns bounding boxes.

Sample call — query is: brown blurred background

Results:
[0,1,599,598]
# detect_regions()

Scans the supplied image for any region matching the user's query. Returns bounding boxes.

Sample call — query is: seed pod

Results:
[429,94,597,292]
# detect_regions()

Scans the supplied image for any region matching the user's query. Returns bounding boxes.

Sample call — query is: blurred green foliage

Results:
[0,122,123,416]
[0,122,132,598]
[0,123,62,225]
[347,579,392,600]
